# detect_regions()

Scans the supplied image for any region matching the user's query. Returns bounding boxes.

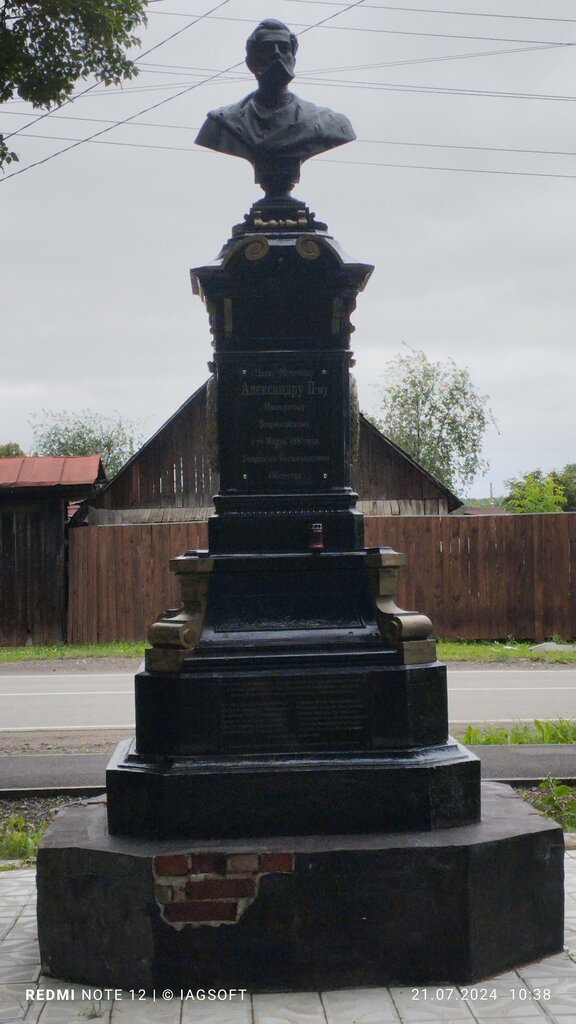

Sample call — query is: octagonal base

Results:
[37,784,564,992]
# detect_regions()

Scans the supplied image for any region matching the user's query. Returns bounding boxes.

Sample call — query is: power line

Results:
[291,77,576,104]
[5,107,576,160]
[28,38,552,99]
[5,50,573,108]
[276,1,576,26]
[2,0,234,145]
[0,0,370,182]
[141,11,576,48]
[15,128,576,180]
[7,71,576,108]
[321,155,576,180]
[295,0,370,35]
[150,3,576,27]
[134,41,564,78]
[1,2,243,181]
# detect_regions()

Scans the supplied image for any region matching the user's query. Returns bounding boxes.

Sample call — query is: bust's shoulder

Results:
[207,94,257,123]
[290,94,355,138]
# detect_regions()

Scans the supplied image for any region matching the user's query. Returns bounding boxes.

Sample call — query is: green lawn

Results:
[459,719,576,744]
[438,639,576,664]
[0,641,146,662]
[1,638,574,664]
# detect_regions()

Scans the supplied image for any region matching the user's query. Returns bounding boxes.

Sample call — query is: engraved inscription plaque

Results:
[217,351,349,493]
[220,676,369,752]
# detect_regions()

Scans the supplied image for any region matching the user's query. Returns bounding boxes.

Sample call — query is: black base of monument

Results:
[108,642,481,839]
[133,649,451,757]
[37,785,564,993]
[106,736,480,839]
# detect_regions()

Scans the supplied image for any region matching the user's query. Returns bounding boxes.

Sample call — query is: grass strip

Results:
[438,639,576,664]
[0,641,146,662]
[1,638,576,663]
[459,718,576,744]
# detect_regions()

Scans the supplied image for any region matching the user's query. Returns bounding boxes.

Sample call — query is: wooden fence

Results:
[1,500,66,646]
[67,513,576,644]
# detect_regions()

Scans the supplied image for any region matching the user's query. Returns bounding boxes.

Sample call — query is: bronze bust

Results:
[195,19,355,196]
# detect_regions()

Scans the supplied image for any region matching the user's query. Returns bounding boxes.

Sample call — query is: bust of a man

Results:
[195,19,355,195]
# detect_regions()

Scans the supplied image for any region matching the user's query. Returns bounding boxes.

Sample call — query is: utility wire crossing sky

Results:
[2,0,575,498]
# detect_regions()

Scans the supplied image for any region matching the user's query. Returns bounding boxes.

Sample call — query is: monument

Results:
[37,19,564,993]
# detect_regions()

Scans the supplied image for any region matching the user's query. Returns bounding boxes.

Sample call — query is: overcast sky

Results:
[2,0,575,498]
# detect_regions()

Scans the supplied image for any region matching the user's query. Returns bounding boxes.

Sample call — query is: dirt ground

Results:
[0,657,142,676]
[0,728,129,754]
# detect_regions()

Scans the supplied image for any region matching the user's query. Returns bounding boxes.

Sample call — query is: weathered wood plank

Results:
[65,514,576,643]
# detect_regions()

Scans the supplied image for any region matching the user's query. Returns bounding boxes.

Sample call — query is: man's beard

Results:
[257,58,295,91]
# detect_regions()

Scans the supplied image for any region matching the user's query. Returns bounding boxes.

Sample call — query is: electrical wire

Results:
[2,0,234,144]
[1,0,370,181]
[5,107,576,162]
[13,127,576,180]
[277,1,576,26]
[150,3,576,27]
[139,11,576,48]
[14,37,550,101]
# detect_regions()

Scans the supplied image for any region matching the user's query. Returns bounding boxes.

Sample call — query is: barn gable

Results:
[77,380,461,522]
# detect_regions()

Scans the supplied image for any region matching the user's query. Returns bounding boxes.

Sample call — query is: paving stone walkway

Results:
[1,856,576,1023]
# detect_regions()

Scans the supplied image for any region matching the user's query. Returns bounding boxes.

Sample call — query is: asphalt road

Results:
[447,666,576,725]
[1,666,576,730]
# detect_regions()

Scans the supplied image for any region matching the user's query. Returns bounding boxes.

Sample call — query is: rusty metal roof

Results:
[0,455,106,488]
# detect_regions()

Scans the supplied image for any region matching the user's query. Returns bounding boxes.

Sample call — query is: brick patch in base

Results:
[153,851,295,928]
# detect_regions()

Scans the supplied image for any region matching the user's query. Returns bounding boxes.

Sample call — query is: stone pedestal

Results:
[37,785,564,992]
[38,194,564,987]
[105,205,475,843]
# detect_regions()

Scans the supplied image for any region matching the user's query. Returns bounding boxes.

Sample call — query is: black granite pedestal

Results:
[37,785,564,992]
[38,194,564,988]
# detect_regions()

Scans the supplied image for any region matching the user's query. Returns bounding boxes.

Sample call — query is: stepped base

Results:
[37,784,564,992]
[106,736,480,838]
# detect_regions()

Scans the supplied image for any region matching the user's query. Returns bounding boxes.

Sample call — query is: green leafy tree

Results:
[556,463,576,511]
[0,441,24,456]
[371,347,497,493]
[29,408,143,478]
[503,470,567,513]
[0,1,147,169]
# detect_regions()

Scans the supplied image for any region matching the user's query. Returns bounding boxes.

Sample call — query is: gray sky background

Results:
[2,0,575,498]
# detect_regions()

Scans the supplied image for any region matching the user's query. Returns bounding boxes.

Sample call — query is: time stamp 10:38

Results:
[411,987,551,1002]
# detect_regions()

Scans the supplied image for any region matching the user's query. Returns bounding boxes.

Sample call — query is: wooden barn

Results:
[0,455,105,645]
[75,380,461,525]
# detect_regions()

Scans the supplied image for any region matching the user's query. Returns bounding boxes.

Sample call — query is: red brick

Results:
[154,883,173,905]
[188,853,227,875]
[260,853,295,874]
[153,854,189,876]
[226,853,259,874]
[164,901,238,923]
[185,878,256,900]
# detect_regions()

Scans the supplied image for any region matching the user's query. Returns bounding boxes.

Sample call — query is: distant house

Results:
[74,381,461,526]
[0,455,105,645]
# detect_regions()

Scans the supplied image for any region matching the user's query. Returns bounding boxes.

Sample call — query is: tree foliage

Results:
[371,347,497,493]
[0,441,24,456]
[0,1,147,169]
[556,463,576,512]
[29,408,143,478]
[503,470,567,514]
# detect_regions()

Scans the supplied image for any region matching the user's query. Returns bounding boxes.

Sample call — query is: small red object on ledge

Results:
[309,522,324,552]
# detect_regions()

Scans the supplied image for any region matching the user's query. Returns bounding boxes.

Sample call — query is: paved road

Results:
[1,667,576,730]
[0,673,135,730]
[447,667,576,725]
